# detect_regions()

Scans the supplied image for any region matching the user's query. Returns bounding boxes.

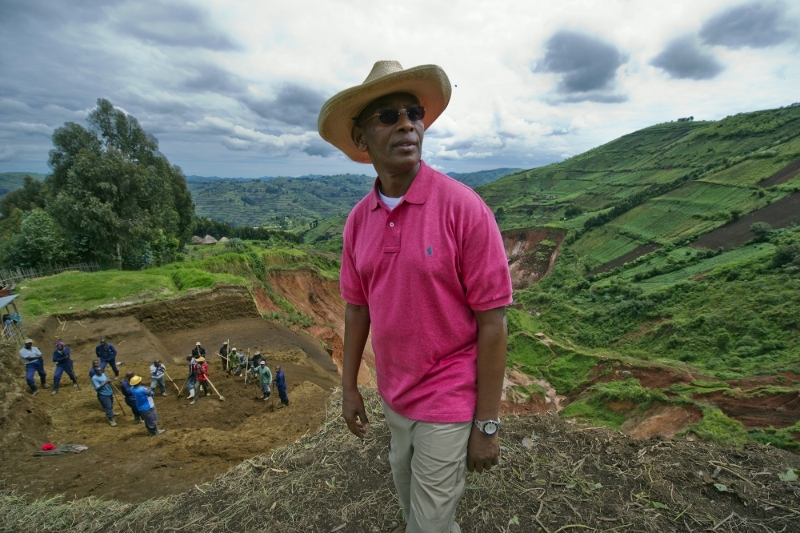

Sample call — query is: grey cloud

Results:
[0,146,19,162]
[302,137,336,157]
[444,139,479,151]
[535,30,627,101]
[0,0,123,28]
[700,2,792,49]
[650,36,725,80]
[179,63,243,95]
[245,84,327,130]
[116,1,239,51]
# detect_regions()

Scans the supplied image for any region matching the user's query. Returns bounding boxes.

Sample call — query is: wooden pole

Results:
[205,377,225,401]
[163,370,181,394]
[110,384,127,416]
[244,348,250,387]
[177,378,187,398]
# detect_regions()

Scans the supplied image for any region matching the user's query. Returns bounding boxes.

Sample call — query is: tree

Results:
[749,222,772,241]
[46,98,194,267]
[15,209,73,267]
[0,176,45,219]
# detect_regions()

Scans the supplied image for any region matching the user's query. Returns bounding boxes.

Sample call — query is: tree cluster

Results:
[193,216,299,243]
[0,99,194,269]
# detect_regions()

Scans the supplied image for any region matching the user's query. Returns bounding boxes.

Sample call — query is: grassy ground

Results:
[15,242,340,317]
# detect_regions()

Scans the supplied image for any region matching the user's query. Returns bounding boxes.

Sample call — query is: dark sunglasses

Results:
[354,105,426,127]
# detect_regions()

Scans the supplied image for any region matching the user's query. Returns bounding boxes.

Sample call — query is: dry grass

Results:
[1,388,799,533]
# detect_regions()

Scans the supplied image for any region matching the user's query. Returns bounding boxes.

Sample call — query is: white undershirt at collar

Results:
[379,191,404,211]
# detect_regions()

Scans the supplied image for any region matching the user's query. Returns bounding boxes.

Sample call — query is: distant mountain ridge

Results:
[188,167,521,228]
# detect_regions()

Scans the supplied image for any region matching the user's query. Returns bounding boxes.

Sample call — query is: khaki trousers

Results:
[383,402,472,533]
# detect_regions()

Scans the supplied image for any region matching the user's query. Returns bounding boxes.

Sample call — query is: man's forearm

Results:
[343,303,370,390]
[474,307,508,420]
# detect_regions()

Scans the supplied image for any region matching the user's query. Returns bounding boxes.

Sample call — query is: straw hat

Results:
[196,357,205,363]
[130,375,142,385]
[318,60,451,163]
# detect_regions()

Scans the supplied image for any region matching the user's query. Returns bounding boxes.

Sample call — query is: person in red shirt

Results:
[318,61,512,533]
[190,356,209,405]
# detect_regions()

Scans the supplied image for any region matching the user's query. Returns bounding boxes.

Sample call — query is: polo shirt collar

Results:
[369,160,434,210]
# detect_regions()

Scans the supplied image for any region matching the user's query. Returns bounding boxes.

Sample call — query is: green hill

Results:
[477,106,800,423]
[447,167,522,187]
[190,168,518,228]
[480,105,800,261]
[0,172,45,197]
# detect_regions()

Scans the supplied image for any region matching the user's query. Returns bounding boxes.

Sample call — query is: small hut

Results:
[201,235,218,245]
[219,237,230,243]
[191,236,203,244]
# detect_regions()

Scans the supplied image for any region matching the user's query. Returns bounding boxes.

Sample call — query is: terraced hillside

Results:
[481,104,800,271]
[474,105,800,449]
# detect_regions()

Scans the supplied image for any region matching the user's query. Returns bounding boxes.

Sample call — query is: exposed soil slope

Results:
[503,227,566,289]
[0,285,340,503]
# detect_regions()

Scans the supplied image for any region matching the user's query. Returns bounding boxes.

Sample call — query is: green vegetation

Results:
[682,407,749,448]
[188,168,519,230]
[0,99,194,269]
[18,266,245,317]
[748,422,800,451]
[16,241,338,318]
[0,173,45,206]
[562,379,667,430]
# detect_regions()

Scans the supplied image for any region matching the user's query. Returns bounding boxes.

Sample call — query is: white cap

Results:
[24,338,33,344]
[196,341,201,346]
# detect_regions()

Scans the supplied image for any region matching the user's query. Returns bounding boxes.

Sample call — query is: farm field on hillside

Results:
[692,191,800,250]
[574,231,641,267]
[621,243,775,288]
[610,181,766,242]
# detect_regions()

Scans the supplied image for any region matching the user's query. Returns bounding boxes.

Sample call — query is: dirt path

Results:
[0,289,341,503]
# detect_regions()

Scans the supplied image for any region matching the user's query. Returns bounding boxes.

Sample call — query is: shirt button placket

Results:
[385,216,400,252]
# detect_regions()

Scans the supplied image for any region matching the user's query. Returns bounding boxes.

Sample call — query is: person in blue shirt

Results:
[119,371,142,424]
[19,338,49,395]
[51,341,77,395]
[88,360,100,379]
[275,365,289,408]
[91,362,117,426]
[130,375,165,436]
[95,338,119,380]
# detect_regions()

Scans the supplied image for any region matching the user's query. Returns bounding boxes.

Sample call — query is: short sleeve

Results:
[461,210,513,311]
[340,216,368,306]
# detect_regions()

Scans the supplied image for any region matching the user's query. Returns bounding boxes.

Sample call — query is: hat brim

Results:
[318,64,451,164]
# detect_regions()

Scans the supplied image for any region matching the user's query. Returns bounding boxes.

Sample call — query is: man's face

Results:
[353,92,423,175]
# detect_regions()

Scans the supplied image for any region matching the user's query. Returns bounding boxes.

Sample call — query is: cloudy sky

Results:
[1,0,798,178]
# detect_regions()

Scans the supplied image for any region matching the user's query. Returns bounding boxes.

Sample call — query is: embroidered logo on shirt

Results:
[426,246,433,256]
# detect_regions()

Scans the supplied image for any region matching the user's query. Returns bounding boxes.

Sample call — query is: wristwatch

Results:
[474,418,500,435]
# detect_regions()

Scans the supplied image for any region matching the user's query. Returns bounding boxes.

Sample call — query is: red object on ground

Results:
[41,443,56,451]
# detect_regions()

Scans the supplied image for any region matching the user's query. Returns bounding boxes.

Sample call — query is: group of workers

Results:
[216,340,289,407]
[19,337,291,435]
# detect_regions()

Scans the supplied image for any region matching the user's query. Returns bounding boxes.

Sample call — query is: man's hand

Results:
[342,388,370,439]
[466,424,499,473]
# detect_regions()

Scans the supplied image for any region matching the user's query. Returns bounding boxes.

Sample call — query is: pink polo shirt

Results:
[341,161,512,423]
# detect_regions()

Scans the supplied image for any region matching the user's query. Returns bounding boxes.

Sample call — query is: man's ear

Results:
[352,127,368,153]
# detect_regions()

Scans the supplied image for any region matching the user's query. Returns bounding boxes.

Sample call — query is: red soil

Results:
[502,227,566,289]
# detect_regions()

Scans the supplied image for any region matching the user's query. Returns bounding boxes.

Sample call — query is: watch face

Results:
[483,422,498,435]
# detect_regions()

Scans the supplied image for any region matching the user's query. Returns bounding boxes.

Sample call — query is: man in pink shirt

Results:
[318,61,512,533]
